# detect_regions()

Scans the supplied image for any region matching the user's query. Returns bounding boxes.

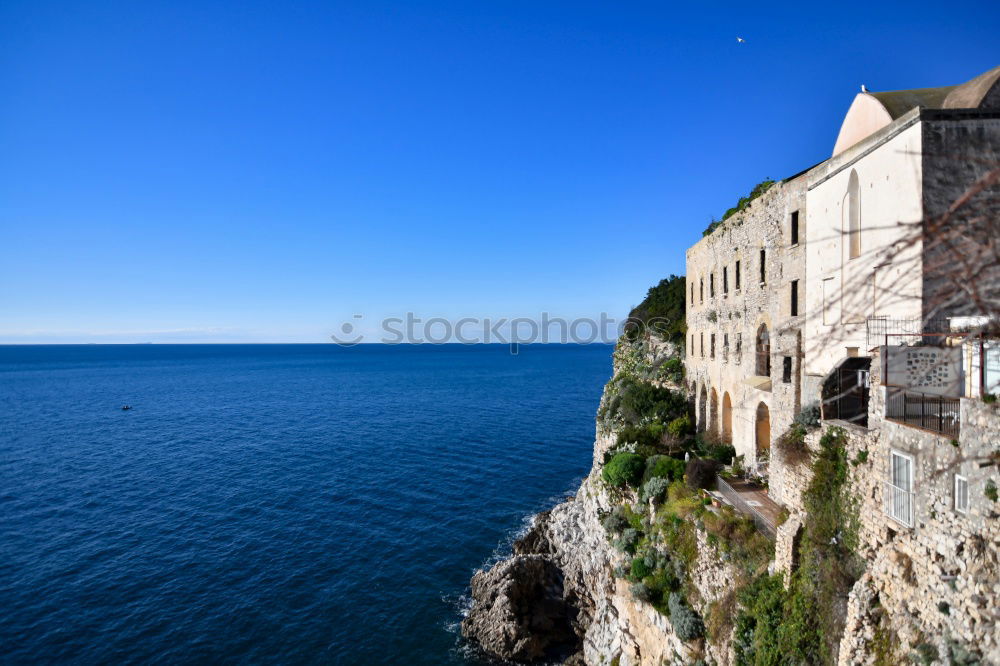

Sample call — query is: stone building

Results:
[686,64,1000,476]
[687,62,1000,663]
[685,174,808,469]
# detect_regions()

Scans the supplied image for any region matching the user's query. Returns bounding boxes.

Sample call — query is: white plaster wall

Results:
[804,120,925,378]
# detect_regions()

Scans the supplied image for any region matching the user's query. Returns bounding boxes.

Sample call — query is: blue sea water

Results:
[0,344,611,664]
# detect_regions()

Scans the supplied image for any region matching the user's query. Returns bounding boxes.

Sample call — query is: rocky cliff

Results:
[462,333,734,665]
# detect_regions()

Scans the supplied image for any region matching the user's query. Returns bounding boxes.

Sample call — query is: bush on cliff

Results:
[616,423,664,450]
[612,528,641,553]
[733,574,785,666]
[625,275,687,344]
[685,458,720,489]
[668,592,705,641]
[603,452,646,488]
[666,414,692,439]
[643,455,685,484]
[601,506,630,534]
[618,379,687,425]
[640,476,671,504]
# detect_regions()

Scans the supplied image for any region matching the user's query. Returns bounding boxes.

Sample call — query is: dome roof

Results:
[832,65,1000,156]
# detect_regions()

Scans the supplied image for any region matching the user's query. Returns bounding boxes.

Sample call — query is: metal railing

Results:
[885,387,961,437]
[867,317,952,348]
[883,481,915,527]
[715,475,776,540]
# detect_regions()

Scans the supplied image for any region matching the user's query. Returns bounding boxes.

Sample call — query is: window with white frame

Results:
[955,474,969,514]
[886,450,914,526]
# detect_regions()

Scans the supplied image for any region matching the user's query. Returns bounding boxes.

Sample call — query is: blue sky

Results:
[1,1,998,343]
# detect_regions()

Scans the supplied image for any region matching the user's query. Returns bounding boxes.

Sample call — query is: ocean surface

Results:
[0,344,612,664]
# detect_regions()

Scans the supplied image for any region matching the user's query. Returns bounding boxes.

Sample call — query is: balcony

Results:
[885,388,961,438]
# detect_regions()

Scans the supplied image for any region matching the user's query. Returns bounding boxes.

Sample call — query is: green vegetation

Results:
[685,458,720,489]
[775,404,821,467]
[733,574,785,665]
[643,455,686,485]
[602,452,646,488]
[625,274,686,344]
[986,479,998,502]
[730,427,862,665]
[702,179,777,236]
[668,592,705,640]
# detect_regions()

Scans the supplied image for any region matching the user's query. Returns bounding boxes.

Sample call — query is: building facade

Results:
[686,64,1000,474]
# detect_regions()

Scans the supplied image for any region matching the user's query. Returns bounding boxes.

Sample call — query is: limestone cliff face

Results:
[462,334,722,665]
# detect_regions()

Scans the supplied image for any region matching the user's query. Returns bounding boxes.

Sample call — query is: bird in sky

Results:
[736,37,746,43]
[861,84,869,92]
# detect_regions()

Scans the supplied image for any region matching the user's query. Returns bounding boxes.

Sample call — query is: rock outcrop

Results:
[462,553,578,662]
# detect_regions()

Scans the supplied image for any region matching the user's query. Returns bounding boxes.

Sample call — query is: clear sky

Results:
[2,1,998,343]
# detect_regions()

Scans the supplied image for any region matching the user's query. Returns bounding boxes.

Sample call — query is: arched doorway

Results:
[709,388,719,435]
[698,386,708,432]
[755,402,771,461]
[722,392,733,443]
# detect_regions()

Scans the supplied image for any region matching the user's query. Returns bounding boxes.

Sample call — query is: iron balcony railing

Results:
[885,387,961,438]
[883,481,915,527]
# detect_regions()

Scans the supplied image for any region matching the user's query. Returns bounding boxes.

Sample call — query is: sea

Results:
[0,343,612,664]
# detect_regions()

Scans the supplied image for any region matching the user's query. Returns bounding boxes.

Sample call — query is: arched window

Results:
[847,169,860,259]
[756,324,770,377]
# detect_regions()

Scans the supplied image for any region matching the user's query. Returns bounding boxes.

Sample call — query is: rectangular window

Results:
[710,333,716,359]
[723,333,729,361]
[735,260,741,290]
[723,267,729,294]
[691,334,695,354]
[690,283,694,305]
[759,249,766,284]
[700,279,704,303]
[782,356,792,383]
[700,332,704,357]
[791,280,799,316]
[887,451,914,527]
[710,273,715,298]
[955,475,969,514]
[735,333,742,363]
[790,211,799,245]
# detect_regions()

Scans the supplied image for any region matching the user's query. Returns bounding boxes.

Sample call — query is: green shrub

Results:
[625,275,687,344]
[640,477,671,504]
[685,458,721,489]
[668,592,704,641]
[601,507,629,534]
[613,528,641,553]
[794,403,821,428]
[644,455,685,483]
[630,556,653,581]
[661,357,684,383]
[610,377,688,426]
[776,423,811,466]
[733,574,786,666]
[631,581,653,602]
[616,423,662,449]
[666,414,693,439]
[983,393,997,404]
[704,443,736,463]
[986,479,998,502]
[603,452,646,488]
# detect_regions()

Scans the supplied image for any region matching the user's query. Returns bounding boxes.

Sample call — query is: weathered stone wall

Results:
[772,349,1000,664]
[685,177,807,466]
[920,112,1000,322]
